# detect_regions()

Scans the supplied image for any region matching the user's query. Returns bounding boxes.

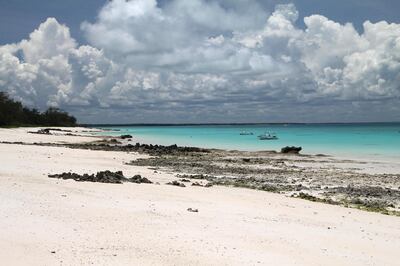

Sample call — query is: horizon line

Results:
[82,121,400,127]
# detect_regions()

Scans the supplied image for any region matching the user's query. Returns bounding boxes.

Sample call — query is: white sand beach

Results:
[0,128,399,266]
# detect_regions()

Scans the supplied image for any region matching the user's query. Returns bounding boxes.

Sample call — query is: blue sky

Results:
[0,0,399,123]
[0,0,102,44]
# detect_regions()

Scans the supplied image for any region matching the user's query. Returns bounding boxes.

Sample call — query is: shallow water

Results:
[95,123,400,160]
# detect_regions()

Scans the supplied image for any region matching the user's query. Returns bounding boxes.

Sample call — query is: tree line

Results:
[0,92,77,127]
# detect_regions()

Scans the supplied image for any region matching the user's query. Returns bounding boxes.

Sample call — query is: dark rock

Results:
[176,174,212,180]
[187,208,198,213]
[130,174,153,184]
[29,128,73,135]
[45,128,72,132]
[166,180,186,187]
[120,135,133,139]
[66,142,209,156]
[191,182,203,187]
[36,128,51,134]
[281,146,302,154]
[48,171,152,184]
[191,181,213,188]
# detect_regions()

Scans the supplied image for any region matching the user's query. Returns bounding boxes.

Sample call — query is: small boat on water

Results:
[258,132,278,140]
[240,131,254,135]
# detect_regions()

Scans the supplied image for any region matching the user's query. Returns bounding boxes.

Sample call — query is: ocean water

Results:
[95,123,400,160]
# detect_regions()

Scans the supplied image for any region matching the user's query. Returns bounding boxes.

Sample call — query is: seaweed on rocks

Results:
[209,176,292,193]
[295,192,339,205]
[130,156,299,176]
[327,185,400,198]
[177,174,293,192]
[294,192,400,216]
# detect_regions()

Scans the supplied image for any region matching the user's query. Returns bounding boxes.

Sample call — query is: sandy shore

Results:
[0,127,399,265]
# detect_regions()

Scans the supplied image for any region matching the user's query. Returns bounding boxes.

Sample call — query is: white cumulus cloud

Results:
[0,0,399,123]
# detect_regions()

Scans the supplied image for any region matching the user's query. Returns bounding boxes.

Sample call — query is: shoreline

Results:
[90,126,400,164]
[5,127,400,210]
[1,127,400,265]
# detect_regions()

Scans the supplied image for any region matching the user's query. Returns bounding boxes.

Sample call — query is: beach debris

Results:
[281,146,302,154]
[187,208,199,213]
[180,178,191,182]
[120,135,133,139]
[166,180,186,187]
[48,171,152,184]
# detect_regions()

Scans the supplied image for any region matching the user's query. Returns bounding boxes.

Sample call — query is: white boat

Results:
[258,132,278,140]
[240,131,254,135]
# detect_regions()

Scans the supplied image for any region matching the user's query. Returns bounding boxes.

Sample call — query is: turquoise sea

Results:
[95,123,400,160]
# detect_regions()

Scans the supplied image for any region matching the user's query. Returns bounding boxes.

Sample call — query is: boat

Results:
[258,132,278,140]
[240,131,254,135]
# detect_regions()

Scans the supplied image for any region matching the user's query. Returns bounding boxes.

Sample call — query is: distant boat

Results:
[258,132,278,140]
[240,131,254,135]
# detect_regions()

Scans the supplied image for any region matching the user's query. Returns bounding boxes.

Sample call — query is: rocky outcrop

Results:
[48,170,152,184]
[281,146,302,154]
[67,142,210,156]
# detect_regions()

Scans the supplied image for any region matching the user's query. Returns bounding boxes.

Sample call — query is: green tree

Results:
[0,92,77,127]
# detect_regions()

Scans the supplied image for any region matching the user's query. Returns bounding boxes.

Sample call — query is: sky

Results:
[0,0,399,123]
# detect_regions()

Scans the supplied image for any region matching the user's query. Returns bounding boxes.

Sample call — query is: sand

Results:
[0,128,399,265]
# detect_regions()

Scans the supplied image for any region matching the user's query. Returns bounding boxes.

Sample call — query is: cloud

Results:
[0,1,399,123]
